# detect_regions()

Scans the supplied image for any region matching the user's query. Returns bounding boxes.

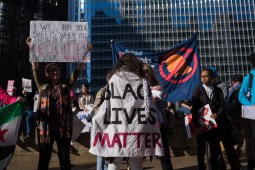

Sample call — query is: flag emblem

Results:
[111,35,201,102]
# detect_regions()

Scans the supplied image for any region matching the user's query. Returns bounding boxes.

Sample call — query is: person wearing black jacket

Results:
[209,67,241,170]
[191,68,224,170]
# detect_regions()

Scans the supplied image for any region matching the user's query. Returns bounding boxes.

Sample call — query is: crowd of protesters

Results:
[2,43,255,170]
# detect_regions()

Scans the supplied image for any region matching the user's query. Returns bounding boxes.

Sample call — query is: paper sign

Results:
[33,93,39,112]
[22,78,32,92]
[6,80,15,96]
[76,104,94,133]
[72,115,86,142]
[29,21,89,62]
[185,104,217,138]
[151,90,168,101]
[242,105,255,120]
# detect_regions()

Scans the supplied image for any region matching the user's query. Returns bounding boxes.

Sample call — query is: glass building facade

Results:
[69,0,255,92]
[0,0,68,92]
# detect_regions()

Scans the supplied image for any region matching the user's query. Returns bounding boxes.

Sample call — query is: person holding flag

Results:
[0,86,25,170]
[27,37,93,170]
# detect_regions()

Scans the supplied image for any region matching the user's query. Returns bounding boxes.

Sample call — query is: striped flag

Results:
[0,102,24,170]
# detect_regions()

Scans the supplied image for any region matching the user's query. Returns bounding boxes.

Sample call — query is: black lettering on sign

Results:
[111,108,122,124]
[122,83,138,100]
[148,108,156,124]
[105,83,145,100]
[103,108,122,124]
[111,82,121,99]
[104,85,111,100]
[137,108,147,124]
[123,108,136,124]
[137,84,144,99]
[103,108,111,124]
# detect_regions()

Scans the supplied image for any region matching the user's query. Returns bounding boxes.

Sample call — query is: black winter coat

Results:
[191,85,225,127]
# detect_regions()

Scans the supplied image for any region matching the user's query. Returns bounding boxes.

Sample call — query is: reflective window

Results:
[70,0,255,92]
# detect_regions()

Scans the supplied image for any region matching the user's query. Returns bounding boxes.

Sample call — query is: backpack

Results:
[226,89,241,117]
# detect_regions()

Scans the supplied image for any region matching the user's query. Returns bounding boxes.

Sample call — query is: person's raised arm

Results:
[68,43,93,89]
[26,37,39,69]
[26,37,43,88]
[77,43,93,71]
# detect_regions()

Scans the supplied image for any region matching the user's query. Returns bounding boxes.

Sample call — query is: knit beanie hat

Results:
[208,66,218,78]
[45,63,59,77]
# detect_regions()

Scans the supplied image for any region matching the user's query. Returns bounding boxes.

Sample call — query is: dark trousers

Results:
[221,138,240,170]
[217,116,241,170]
[196,129,222,170]
[37,131,71,170]
[159,124,173,170]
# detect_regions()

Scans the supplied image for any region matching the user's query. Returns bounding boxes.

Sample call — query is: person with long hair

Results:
[89,53,164,170]
[104,53,146,170]
[143,64,173,170]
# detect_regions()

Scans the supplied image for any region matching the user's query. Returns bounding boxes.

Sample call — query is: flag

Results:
[0,102,24,170]
[111,35,201,102]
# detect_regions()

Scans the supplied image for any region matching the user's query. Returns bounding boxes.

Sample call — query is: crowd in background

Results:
[2,50,255,170]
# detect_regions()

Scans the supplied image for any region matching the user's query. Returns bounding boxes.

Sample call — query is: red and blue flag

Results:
[111,35,201,102]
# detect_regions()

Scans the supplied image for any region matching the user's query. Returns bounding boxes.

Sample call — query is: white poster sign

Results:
[242,105,255,120]
[33,93,39,112]
[29,21,89,62]
[89,71,164,157]
[185,104,217,138]
[76,107,93,133]
[22,78,32,92]
[72,115,86,142]
[6,80,15,96]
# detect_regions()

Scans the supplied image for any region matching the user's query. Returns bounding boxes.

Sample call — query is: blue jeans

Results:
[97,156,108,170]
[178,106,191,115]
[22,109,35,135]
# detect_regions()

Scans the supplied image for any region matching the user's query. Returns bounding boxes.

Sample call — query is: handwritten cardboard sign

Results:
[29,21,89,62]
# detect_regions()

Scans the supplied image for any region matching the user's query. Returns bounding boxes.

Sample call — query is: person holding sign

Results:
[89,53,164,170]
[27,37,93,170]
[78,83,94,112]
[191,68,224,170]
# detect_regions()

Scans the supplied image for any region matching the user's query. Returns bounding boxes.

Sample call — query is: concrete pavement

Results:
[9,150,198,170]
[8,118,248,170]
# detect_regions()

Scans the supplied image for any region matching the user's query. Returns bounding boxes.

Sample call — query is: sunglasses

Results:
[49,68,60,73]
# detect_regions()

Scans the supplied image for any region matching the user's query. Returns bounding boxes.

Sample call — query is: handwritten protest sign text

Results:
[29,21,89,62]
